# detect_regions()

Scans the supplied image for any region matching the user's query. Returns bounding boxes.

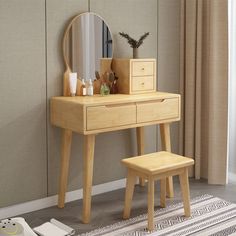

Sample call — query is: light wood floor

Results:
[21,179,236,234]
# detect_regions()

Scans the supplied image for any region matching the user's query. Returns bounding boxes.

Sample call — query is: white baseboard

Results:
[0,178,126,220]
[229,172,236,183]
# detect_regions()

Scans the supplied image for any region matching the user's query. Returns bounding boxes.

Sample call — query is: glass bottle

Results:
[81,79,86,96]
[100,82,110,96]
[87,79,94,96]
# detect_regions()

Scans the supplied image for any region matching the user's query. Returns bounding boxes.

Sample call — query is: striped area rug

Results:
[80,195,236,236]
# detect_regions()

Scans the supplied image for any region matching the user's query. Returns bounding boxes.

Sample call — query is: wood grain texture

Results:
[50,98,85,133]
[51,92,181,221]
[179,168,191,217]
[112,59,131,94]
[160,178,166,208]
[58,129,72,208]
[112,59,156,94]
[63,68,72,96]
[148,178,155,231]
[132,60,155,76]
[86,103,136,130]
[137,98,180,123]
[137,127,145,156]
[122,151,194,175]
[100,58,113,75]
[51,92,180,106]
[123,170,136,219]
[160,123,171,151]
[132,76,154,92]
[82,134,96,223]
[136,127,145,186]
[160,123,174,198]
[50,92,181,135]
[122,151,194,230]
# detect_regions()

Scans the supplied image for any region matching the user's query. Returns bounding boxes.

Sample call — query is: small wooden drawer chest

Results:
[112,58,156,94]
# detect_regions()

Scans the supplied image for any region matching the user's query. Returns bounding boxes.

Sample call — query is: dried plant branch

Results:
[136,32,150,48]
[119,32,137,48]
[119,32,149,48]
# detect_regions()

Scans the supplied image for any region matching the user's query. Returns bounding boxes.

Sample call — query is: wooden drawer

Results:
[131,76,154,92]
[87,103,136,130]
[132,61,154,76]
[137,98,180,123]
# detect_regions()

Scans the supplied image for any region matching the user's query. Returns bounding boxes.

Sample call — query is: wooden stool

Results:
[121,151,194,231]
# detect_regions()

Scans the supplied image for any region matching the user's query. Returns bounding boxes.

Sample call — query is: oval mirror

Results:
[63,12,113,82]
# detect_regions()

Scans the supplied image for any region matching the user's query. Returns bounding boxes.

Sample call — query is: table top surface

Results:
[51,92,180,106]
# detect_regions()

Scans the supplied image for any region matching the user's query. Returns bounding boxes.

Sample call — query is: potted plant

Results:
[119,32,149,58]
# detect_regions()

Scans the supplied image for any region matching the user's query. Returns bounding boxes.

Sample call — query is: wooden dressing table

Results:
[53,12,181,223]
[50,92,180,223]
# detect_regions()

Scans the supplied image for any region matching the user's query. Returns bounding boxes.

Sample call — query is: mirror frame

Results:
[62,12,114,73]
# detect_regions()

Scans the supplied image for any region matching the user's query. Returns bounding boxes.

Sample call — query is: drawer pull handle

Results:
[105,103,135,108]
[141,68,145,70]
[137,99,165,105]
[141,82,145,85]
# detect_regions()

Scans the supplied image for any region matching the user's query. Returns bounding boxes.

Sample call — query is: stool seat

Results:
[122,151,194,175]
[122,151,194,231]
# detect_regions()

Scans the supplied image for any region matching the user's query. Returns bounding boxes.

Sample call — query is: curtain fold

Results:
[179,0,228,184]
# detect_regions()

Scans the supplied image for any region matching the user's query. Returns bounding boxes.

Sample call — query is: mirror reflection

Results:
[64,12,113,81]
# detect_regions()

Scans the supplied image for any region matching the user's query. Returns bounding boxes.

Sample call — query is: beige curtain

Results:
[179,0,228,184]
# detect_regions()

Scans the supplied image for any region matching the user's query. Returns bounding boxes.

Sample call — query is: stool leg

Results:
[123,170,136,219]
[148,178,155,231]
[179,168,191,217]
[166,176,174,198]
[160,178,166,208]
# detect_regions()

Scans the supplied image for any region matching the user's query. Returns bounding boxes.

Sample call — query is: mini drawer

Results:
[132,61,155,76]
[112,58,156,94]
[87,103,136,130]
[137,98,180,123]
[131,76,155,92]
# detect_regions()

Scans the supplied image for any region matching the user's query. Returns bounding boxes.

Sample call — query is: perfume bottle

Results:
[87,79,94,96]
[81,79,86,96]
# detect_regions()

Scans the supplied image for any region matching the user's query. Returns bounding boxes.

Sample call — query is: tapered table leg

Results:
[58,129,72,208]
[136,127,145,186]
[160,123,174,198]
[82,134,95,223]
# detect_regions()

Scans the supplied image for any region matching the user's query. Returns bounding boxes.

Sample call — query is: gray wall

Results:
[157,0,181,153]
[0,0,47,207]
[0,0,180,207]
